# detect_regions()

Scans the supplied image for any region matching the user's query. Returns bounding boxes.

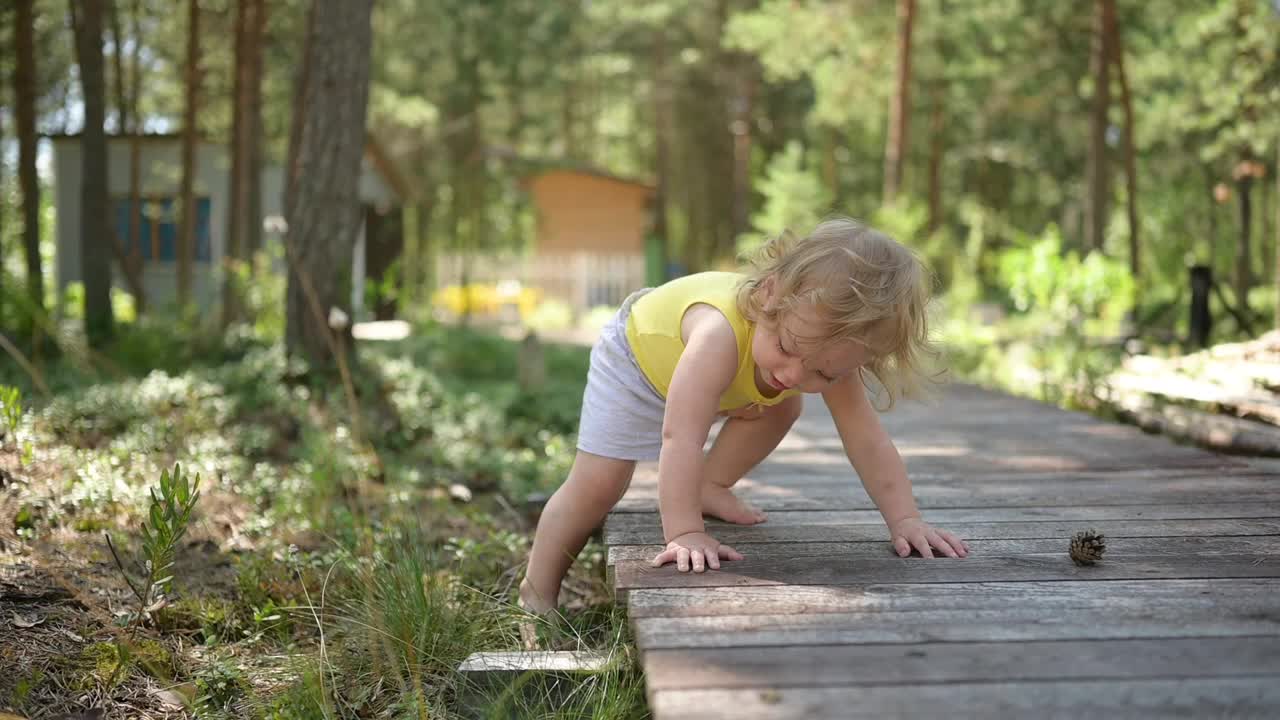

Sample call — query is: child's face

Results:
[751,301,873,395]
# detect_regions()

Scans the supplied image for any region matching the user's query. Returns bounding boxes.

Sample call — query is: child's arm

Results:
[822,376,969,559]
[650,308,742,572]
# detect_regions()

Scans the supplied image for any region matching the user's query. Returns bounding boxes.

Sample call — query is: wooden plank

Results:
[633,606,1280,648]
[648,678,1280,720]
[628,463,1264,488]
[624,579,1280,618]
[613,486,1280,512]
[613,552,1280,590]
[604,503,1280,540]
[679,443,1238,475]
[1106,367,1280,425]
[458,651,610,673]
[608,535,1280,565]
[1100,384,1280,455]
[763,444,1237,474]
[713,464,1260,485]
[605,517,1280,546]
[642,637,1280,691]
[620,473,1276,499]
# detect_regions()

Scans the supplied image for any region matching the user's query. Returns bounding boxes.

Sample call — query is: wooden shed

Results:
[432,166,663,317]
[524,168,655,255]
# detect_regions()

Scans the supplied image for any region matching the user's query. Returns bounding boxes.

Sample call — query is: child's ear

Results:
[760,275,777,307]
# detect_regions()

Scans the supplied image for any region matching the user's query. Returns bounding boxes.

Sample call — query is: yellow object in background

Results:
[431,283,542,321]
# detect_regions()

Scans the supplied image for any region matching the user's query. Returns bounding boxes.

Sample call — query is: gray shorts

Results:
[576,288,667,461]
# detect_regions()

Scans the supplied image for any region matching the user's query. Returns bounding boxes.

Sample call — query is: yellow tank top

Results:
[625,271,800,412]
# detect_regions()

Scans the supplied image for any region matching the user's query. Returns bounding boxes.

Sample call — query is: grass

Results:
[0,319,646,719]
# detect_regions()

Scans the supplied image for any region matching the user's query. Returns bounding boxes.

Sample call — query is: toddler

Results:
[521,218,968,613]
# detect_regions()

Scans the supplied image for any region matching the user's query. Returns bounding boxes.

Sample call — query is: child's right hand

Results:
[651,531,743,573]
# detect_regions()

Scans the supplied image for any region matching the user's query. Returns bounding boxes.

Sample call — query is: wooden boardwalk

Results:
[604,383,1280,719]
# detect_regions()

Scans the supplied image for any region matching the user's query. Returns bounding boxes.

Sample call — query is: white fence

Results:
[434,251,647,313]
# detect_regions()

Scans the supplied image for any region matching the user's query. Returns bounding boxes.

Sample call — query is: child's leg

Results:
[521,450,636,614]
[700,395,803,525]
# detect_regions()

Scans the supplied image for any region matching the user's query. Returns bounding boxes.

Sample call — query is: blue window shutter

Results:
[113,199,132,257]
[158,198,177,262]
[140,200,155,261]
[196,198,212,262]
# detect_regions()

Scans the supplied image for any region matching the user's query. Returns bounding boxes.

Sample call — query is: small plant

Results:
[106,463,202,629]
[195,659,248,715]
[248,599,290,642]
[0,385,21,439]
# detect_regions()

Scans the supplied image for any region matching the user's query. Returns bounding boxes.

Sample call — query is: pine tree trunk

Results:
[1,104,4,333]
[730,61,755,244]
[1104,0,1139,285]
[883,0,915,205]
[1086,0,1113,252]
[1,98,5,334]
[283,0,373,370]
[223,0,264,327]
[926,82,945,234]
[16,0,45,329]
[102,0,147,312]
[651,28,671,281]
[71,0,115,345]
[108,0,127,132]
[1235,164,1253,319]
[245,1,266,257]
[176,0,201,310]
[126,0,144,312]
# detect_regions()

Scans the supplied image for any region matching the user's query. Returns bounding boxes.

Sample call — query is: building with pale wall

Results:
[49,133,401,317]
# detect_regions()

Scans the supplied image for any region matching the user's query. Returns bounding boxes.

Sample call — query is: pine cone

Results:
[1070,530,1107,566]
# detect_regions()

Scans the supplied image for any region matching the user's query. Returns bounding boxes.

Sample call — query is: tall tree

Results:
[925,81,945,233]
[1104,0,1139,283]
[651,26,672,282]
[883,0,915,205]
[124,0,145,313]
[1086,0,1113,252]
[284,0,373,369]
[15,0,45,331]
[244,0,265,259]
[107,0,127,132]
[729,58,756,243]
[1234,156,1257,317]
[223,0,267,327]
[70,0,114,345]
[96,0,148,313]
[176,0,201,310]
[1,80,5,334]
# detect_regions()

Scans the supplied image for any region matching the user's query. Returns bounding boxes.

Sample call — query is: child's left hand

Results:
[888,517,969,558]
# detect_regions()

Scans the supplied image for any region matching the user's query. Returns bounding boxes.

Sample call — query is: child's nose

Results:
[780,362,804,388]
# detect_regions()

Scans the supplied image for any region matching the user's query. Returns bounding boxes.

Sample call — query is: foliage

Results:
[0,385,22,439]
[738,141,833,255]
[194,658,249,715]
[225,241,290,343]
[1,318,638,715]
[939,225,1137,408]
[996,225,1136,332]
[106,463,202,631]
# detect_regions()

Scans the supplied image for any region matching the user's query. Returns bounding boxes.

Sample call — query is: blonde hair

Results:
[736,217,940,409]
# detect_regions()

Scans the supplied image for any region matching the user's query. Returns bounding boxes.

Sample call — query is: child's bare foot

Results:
[518,578,557,650]
[518,578,556,616]
[701,483,767,525]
